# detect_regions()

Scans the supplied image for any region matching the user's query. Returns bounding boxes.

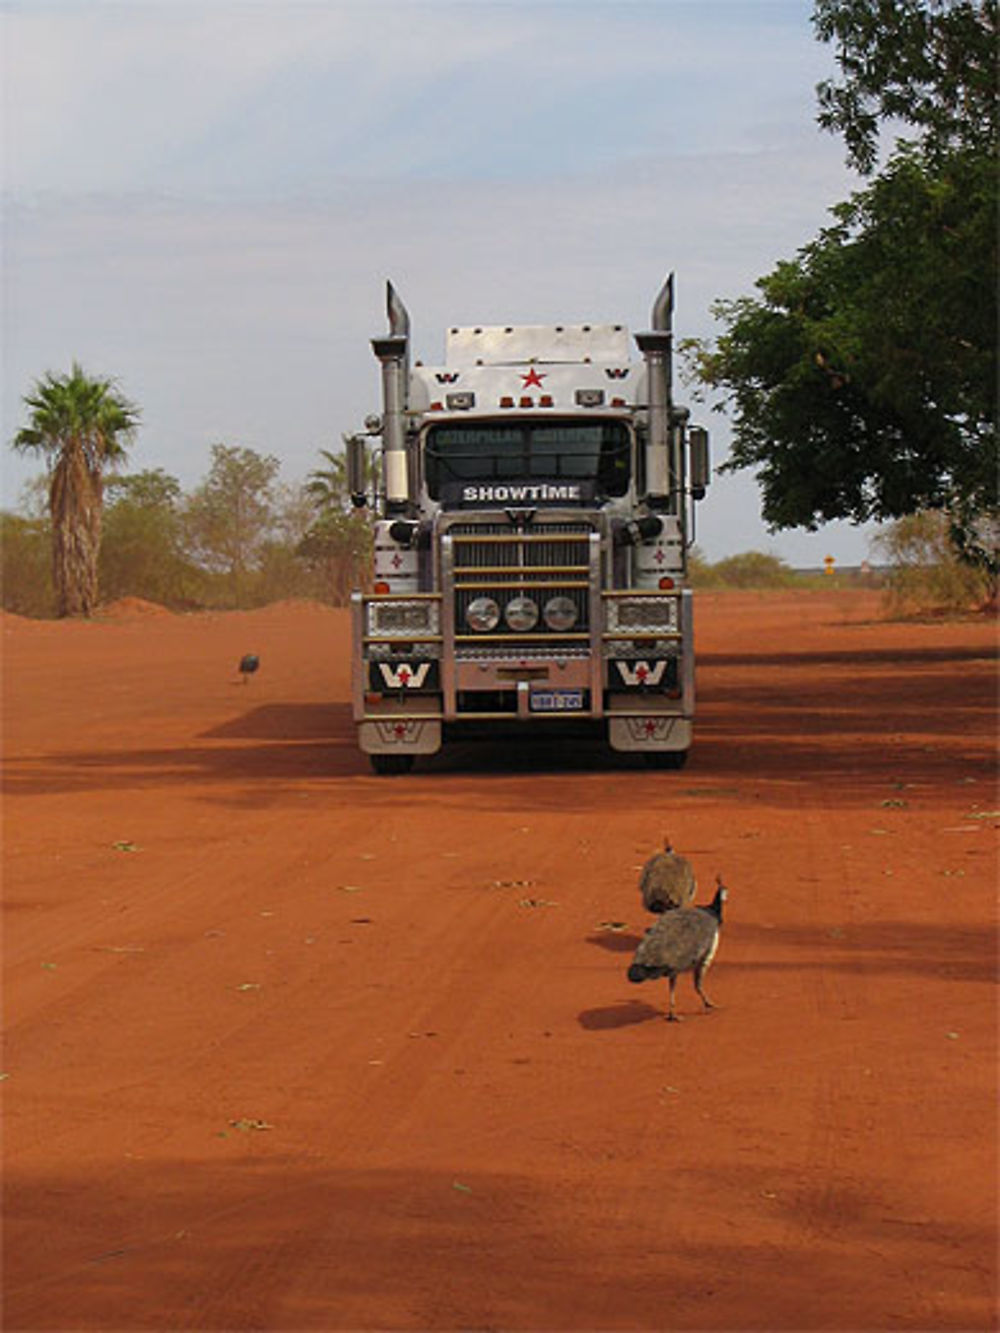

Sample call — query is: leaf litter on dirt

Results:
[518,897,558,909]
[111,840,140,853]
[229,1118,273,1132]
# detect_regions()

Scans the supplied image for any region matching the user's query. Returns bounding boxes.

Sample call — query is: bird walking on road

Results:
[238,653,260,684]
[639,838,696,914]
[628,878,727,1022]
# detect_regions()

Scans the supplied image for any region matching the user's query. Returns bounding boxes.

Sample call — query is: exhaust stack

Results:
[634,273,674,509]
[371,281,411,514]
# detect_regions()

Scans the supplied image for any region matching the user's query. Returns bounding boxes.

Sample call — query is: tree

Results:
[11,364,139,616]
[100,469,203,607]
[691,144,996,532]
[296,441,376,604]
[814,0,998,172]
[303,445,354,513]
[182,445,281,607]
[688,1,997,568]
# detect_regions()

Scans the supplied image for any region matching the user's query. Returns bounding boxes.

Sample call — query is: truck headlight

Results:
[543,595,578,631]
[466,597,501,632]
[504,596,539,631]
[367,599,437,636]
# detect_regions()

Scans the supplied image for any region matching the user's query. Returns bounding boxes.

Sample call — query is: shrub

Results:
[686,546,722,588]
[711,551,795,588]
[874,511,994,614]
[0,513,56,617]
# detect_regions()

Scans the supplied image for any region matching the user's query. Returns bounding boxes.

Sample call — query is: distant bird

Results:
[639,838,696,915]
[627,878,727,1022]
[238,653,260,684]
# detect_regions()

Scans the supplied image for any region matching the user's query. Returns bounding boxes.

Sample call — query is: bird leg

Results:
[694,963,716,1012]
[666,976,681,1022]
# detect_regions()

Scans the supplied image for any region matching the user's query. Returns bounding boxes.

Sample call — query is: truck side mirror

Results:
[345,434,369,508]
[689,426,710,500]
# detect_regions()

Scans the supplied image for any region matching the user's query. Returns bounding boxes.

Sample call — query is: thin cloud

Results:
[3,1,838,193]
[1,0,877,562]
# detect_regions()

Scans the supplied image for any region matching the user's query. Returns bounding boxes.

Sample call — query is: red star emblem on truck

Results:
[521,368,546,389]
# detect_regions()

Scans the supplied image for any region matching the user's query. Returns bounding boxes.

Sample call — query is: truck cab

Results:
[349,278,709,773]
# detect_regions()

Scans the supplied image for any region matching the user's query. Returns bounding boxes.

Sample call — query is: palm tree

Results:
[303,444,351,511]
[12,364,139,617]
[299,439,377,603]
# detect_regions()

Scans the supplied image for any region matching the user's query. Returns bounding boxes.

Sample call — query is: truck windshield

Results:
[424,419,630,499]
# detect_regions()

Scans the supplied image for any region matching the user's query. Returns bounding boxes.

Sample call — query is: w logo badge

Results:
[617,661,666,687]
[436,372,460,384]
[379,662,430,689]
[605,367,630,380]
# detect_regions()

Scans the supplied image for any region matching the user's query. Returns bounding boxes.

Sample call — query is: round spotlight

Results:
[543,595,578,631]
[504,596,539,632]
[466,597,501,632]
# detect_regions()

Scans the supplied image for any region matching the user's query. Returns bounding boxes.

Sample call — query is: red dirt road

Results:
[3,591,997,1331]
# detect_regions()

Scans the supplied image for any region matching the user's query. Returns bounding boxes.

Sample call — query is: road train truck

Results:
[347,276,711,774]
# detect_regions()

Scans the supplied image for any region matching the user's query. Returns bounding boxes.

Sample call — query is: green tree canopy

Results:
[11,363,139,616]
[183,445,281,605]
[693,144,996,532]
[814,0,998,171]
[100,468,202,607]
[690,0,997,567]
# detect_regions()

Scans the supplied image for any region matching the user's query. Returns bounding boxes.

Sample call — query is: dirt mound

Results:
[97,597,174,620]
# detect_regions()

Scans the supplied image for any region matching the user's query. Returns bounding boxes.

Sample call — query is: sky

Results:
[1,0,884,565]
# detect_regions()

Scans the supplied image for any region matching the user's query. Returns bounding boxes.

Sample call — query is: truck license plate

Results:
[530,689,584,712]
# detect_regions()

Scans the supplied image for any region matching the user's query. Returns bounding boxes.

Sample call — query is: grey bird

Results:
[627,878,727,1022]
[639,838,696,914]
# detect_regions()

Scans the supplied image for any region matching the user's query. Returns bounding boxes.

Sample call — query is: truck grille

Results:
[446,521,595,643]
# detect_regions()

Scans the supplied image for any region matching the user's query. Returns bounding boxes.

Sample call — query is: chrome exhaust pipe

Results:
[371,281,411,514]
[634,274,674,508]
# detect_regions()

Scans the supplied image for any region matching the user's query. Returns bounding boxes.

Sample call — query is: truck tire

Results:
[370,754,415,776]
